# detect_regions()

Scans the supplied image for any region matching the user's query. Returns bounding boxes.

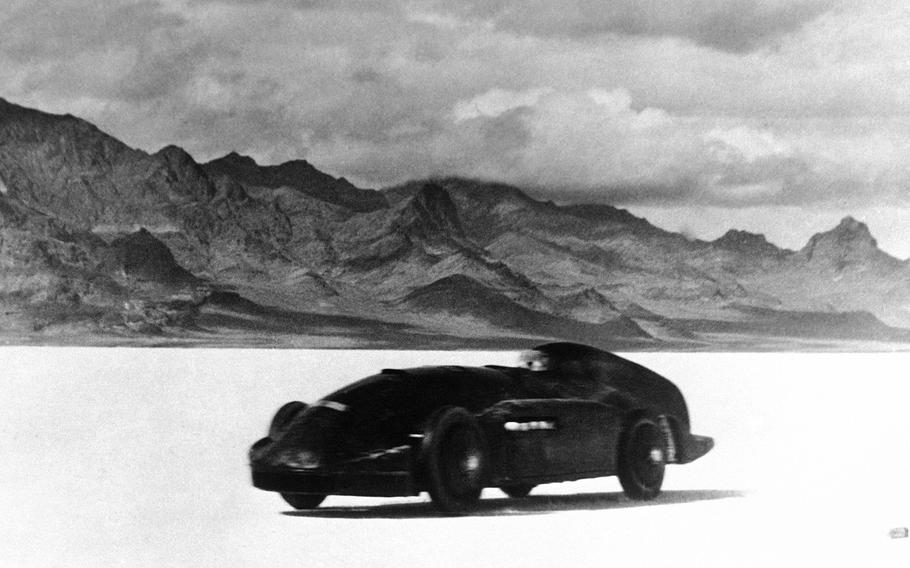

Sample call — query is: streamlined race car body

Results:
[249,342,714,513]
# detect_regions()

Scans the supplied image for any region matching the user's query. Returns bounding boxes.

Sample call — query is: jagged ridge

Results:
[3,96,910,345]
[203,152,387,212]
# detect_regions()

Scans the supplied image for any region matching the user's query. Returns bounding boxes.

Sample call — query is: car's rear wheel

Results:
[420,407,488,514]
[501,483,535,498]
[280,493,326,510]
[617,413,666,500]
[269,401,307,440]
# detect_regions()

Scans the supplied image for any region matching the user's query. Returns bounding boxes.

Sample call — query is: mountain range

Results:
[1,96,909,349]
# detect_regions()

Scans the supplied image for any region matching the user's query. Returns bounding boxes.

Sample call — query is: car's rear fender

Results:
[676,433,715,464]
[648,412,713,465]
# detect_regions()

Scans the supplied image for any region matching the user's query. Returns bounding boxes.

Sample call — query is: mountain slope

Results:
[740,217,910,327]
[2,97,910,347]
[401,274,652,346]
[0,98,213,229]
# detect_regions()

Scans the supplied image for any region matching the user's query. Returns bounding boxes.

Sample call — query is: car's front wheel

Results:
[617,413,666,500]
[419,407,488,514]
[280,493,326,510]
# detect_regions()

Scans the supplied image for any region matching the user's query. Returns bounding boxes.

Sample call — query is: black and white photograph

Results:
[0,0,908,566]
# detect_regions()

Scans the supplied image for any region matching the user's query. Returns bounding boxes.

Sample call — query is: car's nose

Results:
[273,448,323,469]
[251,404,347,470]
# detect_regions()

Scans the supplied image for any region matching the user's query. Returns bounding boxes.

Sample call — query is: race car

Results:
[249,342,714,513]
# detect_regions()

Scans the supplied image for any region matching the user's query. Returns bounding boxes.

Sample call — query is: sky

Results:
[3,0,910,256]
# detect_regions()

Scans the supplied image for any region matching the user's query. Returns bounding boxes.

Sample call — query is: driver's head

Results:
[518,350,551,372]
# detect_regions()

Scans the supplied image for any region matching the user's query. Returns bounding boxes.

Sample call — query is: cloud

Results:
[187,0,392,8]
[0,1,309,160]
[0,2,185,63]
[706,127,792,162]
[427,0,839,52]
[473,89,810,205]
[0,1,223,106]
[309,86,910,212]
[2,0,910,216]
[452,87,552,121]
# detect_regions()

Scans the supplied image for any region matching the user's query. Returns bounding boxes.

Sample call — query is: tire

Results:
[269,401,307,440]
[501,484,535,499]
[617,413,666,500]
[280,493,326,510]
[419,407,488,513]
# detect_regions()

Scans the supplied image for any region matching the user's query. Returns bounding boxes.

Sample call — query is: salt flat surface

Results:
[0,348,908,567]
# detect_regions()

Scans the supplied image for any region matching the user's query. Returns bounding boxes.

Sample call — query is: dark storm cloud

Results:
[434,0,839,52]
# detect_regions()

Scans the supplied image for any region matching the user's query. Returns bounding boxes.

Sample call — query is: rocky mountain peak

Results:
[0,99,193,227]
[155,145,196,166]
[832,216,873,239]
[0,96,130,161]
[804,216,877,252]
[202,152,386,212]
[399,183,466,241]
[220,151,258,167]
[412,182,454,210]
[383,177,538,208]
[799,216,889,267]
[714,229,783,256]
[153,145,216,200]
[202,152,262,181]
[204,152,319,187]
